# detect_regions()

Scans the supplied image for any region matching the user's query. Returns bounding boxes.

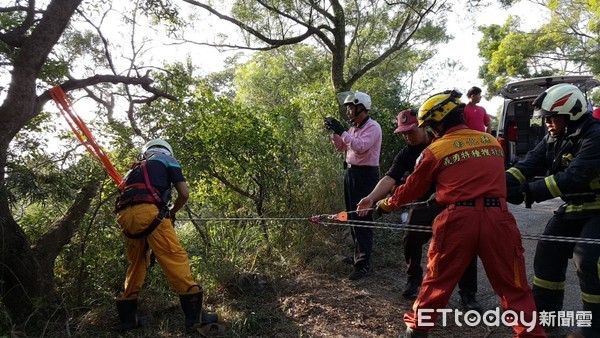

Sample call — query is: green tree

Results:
[230,46,343,216]
[146,0,449,100]
[0,1,175,325]
[134,59,320,219]
[224,44,409,207]
[478,0,600,95]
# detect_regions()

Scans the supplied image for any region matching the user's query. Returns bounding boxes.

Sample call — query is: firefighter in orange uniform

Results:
[371,91,546,338]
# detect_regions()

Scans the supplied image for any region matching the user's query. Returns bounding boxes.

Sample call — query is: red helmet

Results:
[394,109,419,133]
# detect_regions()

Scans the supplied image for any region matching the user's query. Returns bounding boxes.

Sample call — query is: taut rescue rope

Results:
[179,211,600,245]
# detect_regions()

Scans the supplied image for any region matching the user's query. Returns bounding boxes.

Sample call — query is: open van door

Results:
[495,75,600,167]
[499,76,600,100]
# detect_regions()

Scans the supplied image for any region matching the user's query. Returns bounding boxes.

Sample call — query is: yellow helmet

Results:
[418,90,463,127]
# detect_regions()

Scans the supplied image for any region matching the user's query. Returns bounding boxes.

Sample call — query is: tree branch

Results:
[182,0,317,47]
[76,6,118,75]
[35,73,178,114]
[167,40,281,51]
[31,178,100,280]
[0,1,40,47]
[346,0,437,87]
[210,169,254,201]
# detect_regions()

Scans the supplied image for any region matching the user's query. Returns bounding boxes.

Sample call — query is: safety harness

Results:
[115,157,171,239]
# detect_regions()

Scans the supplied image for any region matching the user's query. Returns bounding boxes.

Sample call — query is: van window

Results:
[495,75,600,167]
[499,98,546,165]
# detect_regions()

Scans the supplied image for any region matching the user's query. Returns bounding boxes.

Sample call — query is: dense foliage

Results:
[0,1,416,335]
[4,0,591,336]
[478,0,600,95]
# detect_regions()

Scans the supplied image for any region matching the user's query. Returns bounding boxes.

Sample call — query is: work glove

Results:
[506,173,524,205]
[523,184,534,209]
[506,184,524,205]
[506,184,535,208]
[374,198,394,214]
[324,116,346,135]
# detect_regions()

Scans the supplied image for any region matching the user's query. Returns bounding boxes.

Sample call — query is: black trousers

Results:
[403,204,478,294]
[344,166,380,270]
[533,213,600,334]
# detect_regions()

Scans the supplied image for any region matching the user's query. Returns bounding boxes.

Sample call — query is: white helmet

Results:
[343,91,372,110]
[142,139,174,156]
[533,83,587,121]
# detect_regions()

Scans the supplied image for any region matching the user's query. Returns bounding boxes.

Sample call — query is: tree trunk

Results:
[32,180,100,292]
[0,197,42,323]
[0,179,99,323]
[0,0,84,325]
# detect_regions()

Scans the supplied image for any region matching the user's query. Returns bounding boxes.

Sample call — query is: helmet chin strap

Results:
[429,123,446,137]
[350,107,366,125]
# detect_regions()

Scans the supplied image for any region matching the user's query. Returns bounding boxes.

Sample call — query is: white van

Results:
[495,75,600,166]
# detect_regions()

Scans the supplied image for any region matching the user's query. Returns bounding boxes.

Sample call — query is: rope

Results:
[178,216,600,245]
[181,217,308,222]
[49,86,123,185]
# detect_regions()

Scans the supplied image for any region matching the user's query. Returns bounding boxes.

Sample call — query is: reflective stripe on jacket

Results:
[507,115,600,215]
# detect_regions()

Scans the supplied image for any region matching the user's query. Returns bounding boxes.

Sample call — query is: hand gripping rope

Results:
[49,86,122,185]
[307,200,434,224]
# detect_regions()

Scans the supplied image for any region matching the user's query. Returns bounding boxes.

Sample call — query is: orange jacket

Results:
[384,125,507,209]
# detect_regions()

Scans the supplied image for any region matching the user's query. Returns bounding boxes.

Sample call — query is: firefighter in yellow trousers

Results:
[114,139,216,331]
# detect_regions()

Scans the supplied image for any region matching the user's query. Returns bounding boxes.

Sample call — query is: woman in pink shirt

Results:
[464,86,491,133]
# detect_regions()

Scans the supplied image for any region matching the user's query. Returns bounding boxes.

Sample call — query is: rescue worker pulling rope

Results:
[369,90,546,337]
[506,83,600,337]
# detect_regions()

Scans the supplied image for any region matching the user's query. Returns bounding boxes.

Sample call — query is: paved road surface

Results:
[511,198,581,314]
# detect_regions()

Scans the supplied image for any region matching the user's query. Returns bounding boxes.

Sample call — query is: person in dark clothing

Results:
[357,109,481,311]
[506,84,600,337]
[325,91,382,280]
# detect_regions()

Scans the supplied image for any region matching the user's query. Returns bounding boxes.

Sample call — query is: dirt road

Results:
[278,199,583,337]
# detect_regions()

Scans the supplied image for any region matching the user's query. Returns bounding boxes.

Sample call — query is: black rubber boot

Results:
[579,302,600,338]
[180,293,203,329]
[116,299,141,331]
[402,275,422,300]
[532,285,564,312]
[404,327,428,337]
[180,292,219,330]
[459,291,483,313]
